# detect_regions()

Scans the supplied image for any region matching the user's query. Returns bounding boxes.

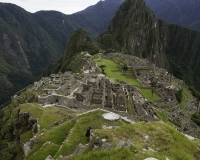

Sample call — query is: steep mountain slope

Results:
[74,0,125,37]
[0,3,62,106]
[105,0,200,91]
[108,0,166,68]
[44,28,99,75]
[145,0,200,31]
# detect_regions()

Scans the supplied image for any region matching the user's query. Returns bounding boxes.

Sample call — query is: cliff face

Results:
[165,24,200,88]
[108,0,167,68]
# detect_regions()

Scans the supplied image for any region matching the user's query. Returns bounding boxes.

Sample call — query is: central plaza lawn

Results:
[137,87,161,102]
[95,58,141,86]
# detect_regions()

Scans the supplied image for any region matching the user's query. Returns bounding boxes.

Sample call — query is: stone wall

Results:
[38,95,83,109]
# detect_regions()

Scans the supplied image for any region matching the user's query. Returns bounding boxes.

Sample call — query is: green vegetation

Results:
[137,88,161,102]
[173,79,193,110]
[54,110,125,158]
[154,109,169,123]
[25,119,76,160]
[126,99,133,115]
[189,86,200,100]
[162,106,171,111]
[20,131,33,143]
[68,122,200,160]
[19,103,74,130]
[95,58,141,86]
[175,90,182,103]
[30,143,59,160]
[52,29,99,73]
[95,33,119,51]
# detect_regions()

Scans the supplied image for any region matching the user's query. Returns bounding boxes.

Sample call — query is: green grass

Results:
[19,103,43,118]
[68,122,200,160]
[39,107,74,130]
[19,103,74,130]
[137,88,161,102]
[92,54,100,59]
[54,110,125,158]
[95,58,141,86]
[20,131,33,143]
[25,119,76,160]
[173,79,193,110]
[155,109,169,123]
[67,147,166,160]
[162,106,171,111]
[29,143,60,160]
[126,100,133,114]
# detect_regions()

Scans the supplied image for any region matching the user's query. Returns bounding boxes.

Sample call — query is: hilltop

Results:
[0,51,200,159]
[1,0,200,159]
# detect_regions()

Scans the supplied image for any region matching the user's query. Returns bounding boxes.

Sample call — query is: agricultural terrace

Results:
[94,56,161,102]
[137,88,161,102]
[94,58,141,86]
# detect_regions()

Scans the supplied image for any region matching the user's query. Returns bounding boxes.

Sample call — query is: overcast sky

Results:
[0,0,101,14]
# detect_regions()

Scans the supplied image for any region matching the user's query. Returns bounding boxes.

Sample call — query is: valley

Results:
[1,0,200,159]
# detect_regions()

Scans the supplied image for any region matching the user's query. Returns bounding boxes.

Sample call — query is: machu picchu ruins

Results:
[26,52,200,139]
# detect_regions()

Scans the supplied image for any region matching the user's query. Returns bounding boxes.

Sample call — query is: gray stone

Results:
[116,141,126,148]
[102,138,107,142]
[142,148,147,152]
[143,135,149,141]
[126,139,133,147]
[101,142,111,150]
[23,142,31,156]
[116,140,133,148]
[74,143,85,154]
[144,158,158,160]
[45,155,54,160]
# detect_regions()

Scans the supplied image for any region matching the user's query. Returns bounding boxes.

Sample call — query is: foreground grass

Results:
[30,143,59,160]
[20,131,33,143]
[19,103,74,130]
[95,58,141,86]
[54,110,126,158]
[68,122,200,160]
[137,88,161,102]
[25,119,76,160]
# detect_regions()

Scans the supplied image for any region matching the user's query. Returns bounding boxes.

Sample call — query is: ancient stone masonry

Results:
[35,53,200,137]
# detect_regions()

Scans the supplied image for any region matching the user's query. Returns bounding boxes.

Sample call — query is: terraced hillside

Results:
[1,52,200,159]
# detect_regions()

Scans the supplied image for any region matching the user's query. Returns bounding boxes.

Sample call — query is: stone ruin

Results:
[34,52,200,137]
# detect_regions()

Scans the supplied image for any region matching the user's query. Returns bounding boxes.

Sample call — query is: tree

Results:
[99,65,106,74]
[122,64,128,75]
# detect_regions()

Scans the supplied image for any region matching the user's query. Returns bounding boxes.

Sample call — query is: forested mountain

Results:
[0,0,123,107]
[145,0,200,31]
[1,0,200,159]
[47,0,200,93]
[106,0,200,91]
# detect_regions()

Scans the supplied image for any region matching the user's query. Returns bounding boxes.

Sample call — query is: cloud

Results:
[0,0,100,14]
